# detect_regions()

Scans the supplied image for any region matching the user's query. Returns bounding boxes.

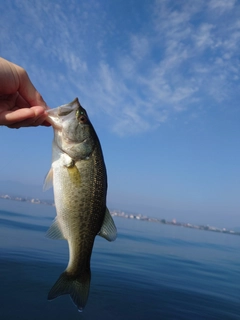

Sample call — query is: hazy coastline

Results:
[0,193,239,237]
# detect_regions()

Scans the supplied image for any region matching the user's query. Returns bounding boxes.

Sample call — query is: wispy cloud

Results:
[208,0,236,12]
[1,0,240,135]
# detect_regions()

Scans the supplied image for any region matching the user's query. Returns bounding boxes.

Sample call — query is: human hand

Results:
[0,57,50,128]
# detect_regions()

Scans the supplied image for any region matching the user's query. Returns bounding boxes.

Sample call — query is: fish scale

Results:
[44,98,117,312]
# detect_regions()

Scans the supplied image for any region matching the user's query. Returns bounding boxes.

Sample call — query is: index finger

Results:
[0,58,48,109]
[17,66,48,109]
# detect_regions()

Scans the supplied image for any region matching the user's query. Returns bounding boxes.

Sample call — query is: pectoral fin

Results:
[43,167,53,191]
[98,208,117,241]
[46,218,66,240]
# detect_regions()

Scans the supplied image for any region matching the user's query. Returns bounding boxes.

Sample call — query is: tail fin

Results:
[48,271,91,312]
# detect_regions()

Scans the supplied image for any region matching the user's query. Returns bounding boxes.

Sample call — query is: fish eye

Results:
[80,115,87,123]
[77,111,88,124]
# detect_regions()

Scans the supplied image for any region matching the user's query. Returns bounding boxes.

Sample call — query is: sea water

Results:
[0,199,239,320]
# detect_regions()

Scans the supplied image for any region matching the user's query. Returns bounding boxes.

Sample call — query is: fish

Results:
[44,98,117,312]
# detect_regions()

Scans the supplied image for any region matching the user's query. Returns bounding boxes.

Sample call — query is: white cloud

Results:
[1,0,240,135]
[208,0,236,12]
[130,34,150,60]
[194,24,214,49]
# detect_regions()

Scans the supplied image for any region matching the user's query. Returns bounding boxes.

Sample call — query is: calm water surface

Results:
[0,199,239,319]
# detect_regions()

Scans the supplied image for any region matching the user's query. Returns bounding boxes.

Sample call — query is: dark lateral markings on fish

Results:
[44,98,117,312]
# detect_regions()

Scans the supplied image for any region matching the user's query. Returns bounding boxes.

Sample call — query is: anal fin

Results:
[46,218,65,240]
[98,208,117,241]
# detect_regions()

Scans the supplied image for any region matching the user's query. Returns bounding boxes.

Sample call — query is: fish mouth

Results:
[46,98,80,129]
[58,106,76,117]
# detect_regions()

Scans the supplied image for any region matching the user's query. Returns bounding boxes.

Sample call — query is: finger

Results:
[15,93,31,109]
[0,92,20,111]
[0,106,46,126]
[15,93,51,111]
[7,113,48,128]
[0,58,48,110]
[41,120,52,127]
[17,68,48,109]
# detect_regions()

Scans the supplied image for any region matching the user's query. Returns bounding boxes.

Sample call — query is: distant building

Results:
[31,198,40,204]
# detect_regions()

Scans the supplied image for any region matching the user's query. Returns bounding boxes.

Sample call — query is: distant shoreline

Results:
[0,194,239,236]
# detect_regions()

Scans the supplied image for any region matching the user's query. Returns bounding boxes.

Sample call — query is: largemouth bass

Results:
[44,98,117,311]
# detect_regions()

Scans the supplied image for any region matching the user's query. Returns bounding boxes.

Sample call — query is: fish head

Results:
[47,98,96,160]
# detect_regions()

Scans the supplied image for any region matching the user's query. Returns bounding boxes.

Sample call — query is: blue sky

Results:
[0,0,240,227]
